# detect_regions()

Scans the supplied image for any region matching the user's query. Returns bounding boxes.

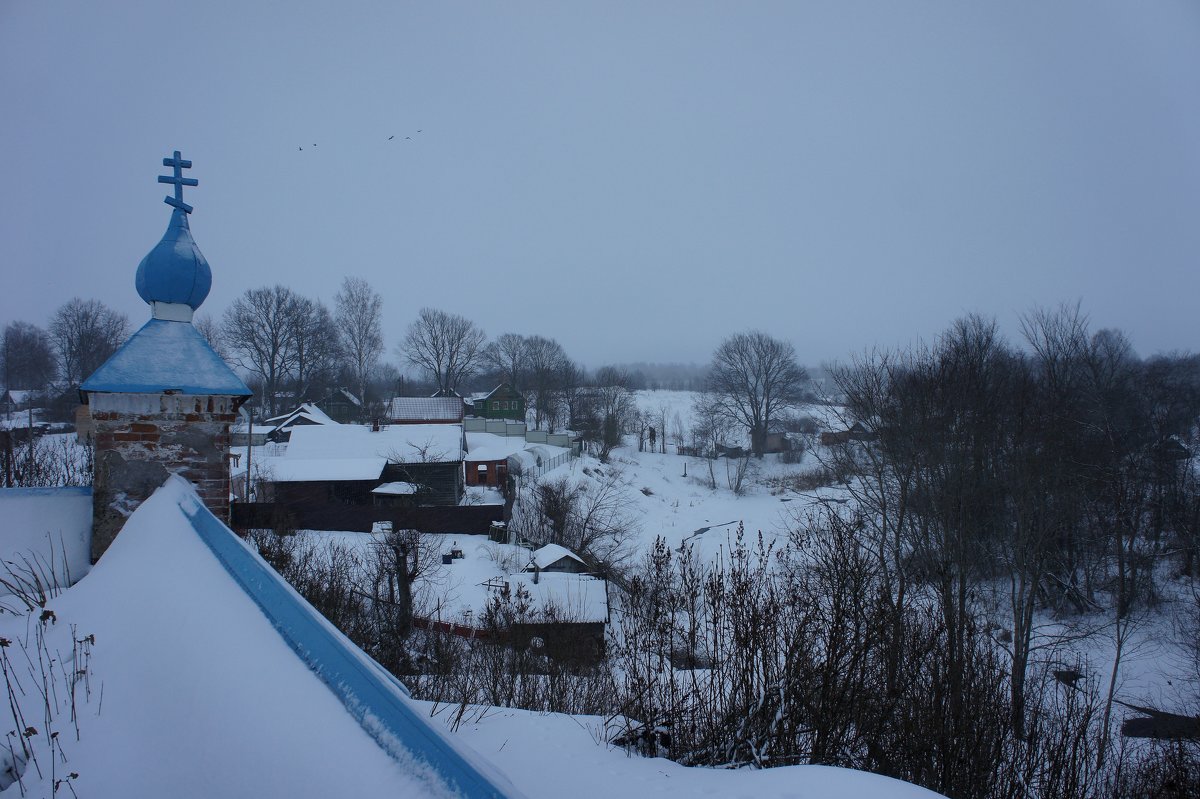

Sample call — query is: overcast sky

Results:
[2,1,1197,370]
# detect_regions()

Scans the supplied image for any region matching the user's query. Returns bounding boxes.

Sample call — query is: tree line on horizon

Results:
[0,279,813,451]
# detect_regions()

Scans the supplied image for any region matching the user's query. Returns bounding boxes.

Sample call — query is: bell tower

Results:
[81,151,252,560]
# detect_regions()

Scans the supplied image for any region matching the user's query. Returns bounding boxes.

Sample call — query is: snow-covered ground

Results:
[441,703,943,799]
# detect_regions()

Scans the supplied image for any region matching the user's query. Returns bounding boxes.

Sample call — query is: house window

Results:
[493,401,500,411]
[501,401,509,410]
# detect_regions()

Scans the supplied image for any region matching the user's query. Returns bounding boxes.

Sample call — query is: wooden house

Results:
[263,403,337,443]
[763,420,793,454]
[819,420,877,446]
[258,423,465,508]
[466,383,526,422]
[316,387,363,424]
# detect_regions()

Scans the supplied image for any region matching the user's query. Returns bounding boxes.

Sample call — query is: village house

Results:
[386,396,465,425]
[256,422,466,507]
[819,420,878,446]
[315,386,363,423]
[466,383,526,422]
[263,402,337,442]
[415,534,609,667]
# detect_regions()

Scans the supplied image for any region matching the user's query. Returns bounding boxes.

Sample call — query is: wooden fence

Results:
[231,501,504,534]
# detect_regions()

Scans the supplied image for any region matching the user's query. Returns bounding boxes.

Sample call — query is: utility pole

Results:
[27,406,34,480]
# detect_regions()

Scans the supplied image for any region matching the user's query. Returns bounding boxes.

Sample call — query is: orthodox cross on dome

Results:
[158,150,199,214]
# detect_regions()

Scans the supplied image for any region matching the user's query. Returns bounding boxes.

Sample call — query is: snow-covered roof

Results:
[81,318,251,396]
[409,534,608,625]
[266,402,337,428]
[326,387,363,406]
[0,389,38,404]
[265,457,386,482]
[12,477,520,797]
[507,444,570,470]
[515,572,607,622]
[387,397,464,422]
[466,432,540,463]
[372,481,420,495]
[286,423,465,463]
[528,543,587,570]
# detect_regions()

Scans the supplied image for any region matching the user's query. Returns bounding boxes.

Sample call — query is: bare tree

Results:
[334,277,384,404]
[707,331,808,457]
[401,307,485,394]
[1,321,56,390]
[483,332,529,390]
[690,392,731,488]
[193,313,227,360]
[291,297,340,400]
[522,335,575,431]
[221,285,302,416]
[510,471,638,569]
[48,298,130,386]
[585,366,638,460]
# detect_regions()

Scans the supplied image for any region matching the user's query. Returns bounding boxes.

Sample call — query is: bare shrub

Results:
[508,472,638,569]
[608,511,1127,799]
[1,435,92,489]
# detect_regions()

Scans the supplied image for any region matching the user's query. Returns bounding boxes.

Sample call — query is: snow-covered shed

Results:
[525,543,589,574]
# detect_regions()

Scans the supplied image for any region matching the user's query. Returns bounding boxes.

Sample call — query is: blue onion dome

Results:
[135,207,212,310]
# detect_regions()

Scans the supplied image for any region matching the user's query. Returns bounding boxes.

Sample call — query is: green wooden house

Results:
[468,383,526,421]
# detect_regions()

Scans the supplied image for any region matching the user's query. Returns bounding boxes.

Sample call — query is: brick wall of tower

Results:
[89,392,239,561]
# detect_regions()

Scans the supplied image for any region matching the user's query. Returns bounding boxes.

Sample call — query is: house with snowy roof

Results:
[261,421,466,507]
[386,395,465,425]
[315,386,363,423]
[262,400,337,442]
[524,543,589,574]
[412,533,609,667]
[466,382,527,422]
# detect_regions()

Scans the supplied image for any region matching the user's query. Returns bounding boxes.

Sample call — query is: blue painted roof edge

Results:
[176,479,520,799]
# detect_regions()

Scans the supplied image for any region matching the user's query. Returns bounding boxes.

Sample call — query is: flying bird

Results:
[405,136,412,140]
[388,135,395,140]
[298,146,302,151]
[417,130,422,133]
